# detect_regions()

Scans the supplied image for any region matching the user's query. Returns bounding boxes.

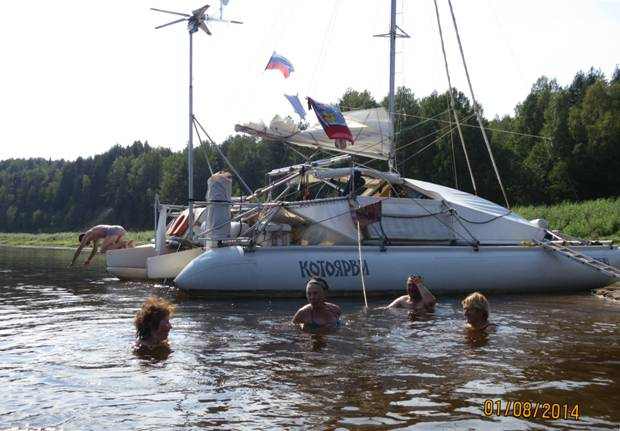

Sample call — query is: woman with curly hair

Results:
[134,297,175,350]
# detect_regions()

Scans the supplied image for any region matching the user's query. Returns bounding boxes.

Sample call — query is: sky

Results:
[0,0,618,160]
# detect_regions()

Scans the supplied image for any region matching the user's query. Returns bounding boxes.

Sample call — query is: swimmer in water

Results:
[385,274,436,313]
[134,297,174,351]
[462,292,494,331]
[69,224,133,267]
[292,277,341,331]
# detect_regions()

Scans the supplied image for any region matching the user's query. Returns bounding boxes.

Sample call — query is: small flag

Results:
[284,94,306,119]
[351,200,382,228]
[307,97,354,144]
[265,52,295,78]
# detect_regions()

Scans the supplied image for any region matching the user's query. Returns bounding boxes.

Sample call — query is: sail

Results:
[235,107,393,161]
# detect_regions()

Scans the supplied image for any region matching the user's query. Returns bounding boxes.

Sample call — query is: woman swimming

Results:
[292,277,341,332]
[462,292,495,331]
[134,297,174,352]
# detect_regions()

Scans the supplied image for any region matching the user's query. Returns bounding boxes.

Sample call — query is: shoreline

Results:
[594,283,620,301]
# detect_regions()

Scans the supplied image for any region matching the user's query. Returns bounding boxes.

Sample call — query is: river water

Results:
[0,246,618,430]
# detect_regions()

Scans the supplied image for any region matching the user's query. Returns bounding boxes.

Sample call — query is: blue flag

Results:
[284,94,306,120]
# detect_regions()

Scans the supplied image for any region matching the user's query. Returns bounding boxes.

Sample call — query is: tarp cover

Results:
[405,179,546,243]
[235,107,393,160]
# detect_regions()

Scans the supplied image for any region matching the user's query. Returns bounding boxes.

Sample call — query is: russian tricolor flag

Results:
[265,52,295,78]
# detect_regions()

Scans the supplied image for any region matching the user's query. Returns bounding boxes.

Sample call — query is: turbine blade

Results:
[192,4,210,17]
[155,17,187,29]
[150,8,190,17]
[199,22,212,35]
[229,20,243,24]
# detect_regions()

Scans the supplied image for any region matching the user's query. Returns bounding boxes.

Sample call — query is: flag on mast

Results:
[284,94,306,119]
[307,97,354,146]
[265,52,295,78]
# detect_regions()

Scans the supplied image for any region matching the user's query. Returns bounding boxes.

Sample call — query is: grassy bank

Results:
[514,197,620,241]
[0,231,154,248]
[0,198,618,247]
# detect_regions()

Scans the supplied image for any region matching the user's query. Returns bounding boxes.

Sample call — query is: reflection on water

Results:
[1,246,619,429]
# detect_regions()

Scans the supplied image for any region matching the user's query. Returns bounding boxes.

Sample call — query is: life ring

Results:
[167,212,189,236]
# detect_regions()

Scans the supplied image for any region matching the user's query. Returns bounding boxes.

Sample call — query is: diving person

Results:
[292,277,341,331]
[69,224,133,267]
[385,274,437,312]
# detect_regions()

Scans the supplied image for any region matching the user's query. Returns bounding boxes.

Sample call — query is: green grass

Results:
[514,198,620,242]
[0,231,154,248]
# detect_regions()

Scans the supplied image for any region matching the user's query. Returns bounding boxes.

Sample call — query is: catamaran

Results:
[107,1,620,296]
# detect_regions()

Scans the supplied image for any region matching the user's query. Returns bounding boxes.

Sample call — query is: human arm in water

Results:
[292,305,310,325]
[69,234,91,267]
[384,295,408,309]
[418,283,437,311]
[84,239,99,266]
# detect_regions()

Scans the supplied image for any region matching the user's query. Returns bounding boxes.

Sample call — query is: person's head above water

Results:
[134,297,175,346]
[306,277,330,308]
[462,292,489,329]
[406,274,423,302]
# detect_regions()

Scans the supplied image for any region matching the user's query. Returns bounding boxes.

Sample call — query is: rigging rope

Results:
[193,116,254,196]
[447,0,510,209]
[433,0,477,195]
[193,121,214,177]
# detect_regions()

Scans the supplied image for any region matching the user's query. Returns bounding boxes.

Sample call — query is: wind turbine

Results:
[151,3,243,240]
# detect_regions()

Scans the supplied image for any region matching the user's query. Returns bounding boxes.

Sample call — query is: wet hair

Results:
[462,292,489,320]
[134,297,175,341]
[306,276,330,292]
[78,233,85,243]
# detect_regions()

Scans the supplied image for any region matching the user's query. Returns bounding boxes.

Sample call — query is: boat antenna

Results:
[151,4,243,241]
[374,0,410,173]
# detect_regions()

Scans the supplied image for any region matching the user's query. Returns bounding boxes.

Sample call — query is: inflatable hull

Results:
[174,244,620,297]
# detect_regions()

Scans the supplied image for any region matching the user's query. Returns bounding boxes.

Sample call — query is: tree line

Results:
[0,68,617,232]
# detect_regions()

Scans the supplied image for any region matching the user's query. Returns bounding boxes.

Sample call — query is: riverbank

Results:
[515,198,620,241]
[594,282,620,301]
[0,231,154,248]
[0,198,618,247]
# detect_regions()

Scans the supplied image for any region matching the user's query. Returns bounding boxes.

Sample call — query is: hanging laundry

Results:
[284,94,306,120]
[307,97,354,145]
[265,52,295,78]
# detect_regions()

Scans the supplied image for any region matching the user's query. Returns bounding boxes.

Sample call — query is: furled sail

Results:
[235,107,393,161]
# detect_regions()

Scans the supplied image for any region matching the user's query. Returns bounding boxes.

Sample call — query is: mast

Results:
[388,0,396,172]
[375,0,409,172]
[187,30,195,240]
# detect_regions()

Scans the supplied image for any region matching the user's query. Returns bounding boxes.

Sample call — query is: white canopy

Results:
[235,107,393,161]
[405,179,546,243]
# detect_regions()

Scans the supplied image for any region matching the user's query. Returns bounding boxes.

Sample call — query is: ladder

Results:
[534,240,620,279]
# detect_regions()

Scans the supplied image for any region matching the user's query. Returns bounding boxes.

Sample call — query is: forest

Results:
[0,68,618,232]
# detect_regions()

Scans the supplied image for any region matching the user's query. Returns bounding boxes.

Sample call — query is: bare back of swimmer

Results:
[69,225,133,267]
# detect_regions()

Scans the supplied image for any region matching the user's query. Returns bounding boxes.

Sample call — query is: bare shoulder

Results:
[292,304,311,323]
[325,302,341,313]
[387,295,408,308]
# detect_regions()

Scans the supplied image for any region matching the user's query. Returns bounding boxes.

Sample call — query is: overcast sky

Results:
[0,0,618,160]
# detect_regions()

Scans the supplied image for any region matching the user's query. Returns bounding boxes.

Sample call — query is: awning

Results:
[235,107,393,161]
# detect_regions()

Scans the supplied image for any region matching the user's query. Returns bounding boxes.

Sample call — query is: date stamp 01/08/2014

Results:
[483,400,580,420]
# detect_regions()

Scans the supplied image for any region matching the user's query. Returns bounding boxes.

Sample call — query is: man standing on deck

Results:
[69,225,133,267]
